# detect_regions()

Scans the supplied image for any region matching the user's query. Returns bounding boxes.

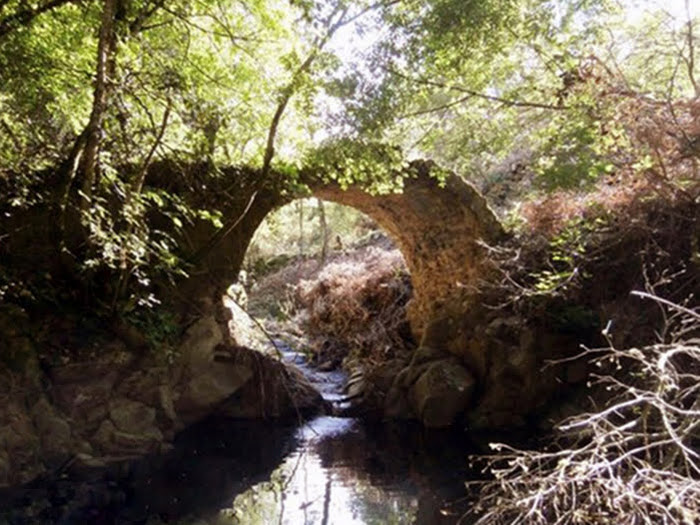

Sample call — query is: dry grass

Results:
[294,243,414,365]
[246,235,415,366]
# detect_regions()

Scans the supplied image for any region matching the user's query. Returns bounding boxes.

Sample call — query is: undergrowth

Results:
[248,235,415,368]
[295,242,414,366]
[467,294,700,525]
[462,86,700,525]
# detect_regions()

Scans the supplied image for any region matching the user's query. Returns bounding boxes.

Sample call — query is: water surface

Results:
[0,342,484,524]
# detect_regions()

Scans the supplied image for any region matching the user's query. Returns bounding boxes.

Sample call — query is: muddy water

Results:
[0,343,485,525]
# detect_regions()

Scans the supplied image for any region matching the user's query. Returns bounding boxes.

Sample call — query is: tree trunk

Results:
[79,0,118,212]
[192,4,358,263]
[297,199,304,259]
[318,199,329,266]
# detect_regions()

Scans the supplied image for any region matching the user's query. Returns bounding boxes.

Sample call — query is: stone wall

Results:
[0,305,321,488]
[311,160,504,338]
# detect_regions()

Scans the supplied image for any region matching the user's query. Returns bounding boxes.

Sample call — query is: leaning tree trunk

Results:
[52,0,118,258]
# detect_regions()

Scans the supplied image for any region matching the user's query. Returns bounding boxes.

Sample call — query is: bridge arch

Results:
[307,160,504,336]
[162,159,509,427]
[175,160,504,341]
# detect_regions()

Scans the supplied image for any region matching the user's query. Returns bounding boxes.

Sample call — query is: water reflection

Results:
[1,334,483,525]
[0,414,477,524]
[220,416,474,525]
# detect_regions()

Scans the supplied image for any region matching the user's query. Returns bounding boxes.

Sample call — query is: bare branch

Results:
[387,67,570,112]
[467,295,700,524]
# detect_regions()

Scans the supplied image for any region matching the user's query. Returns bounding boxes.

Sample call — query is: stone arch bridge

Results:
[171,159,504,340]
[152,159,560,429]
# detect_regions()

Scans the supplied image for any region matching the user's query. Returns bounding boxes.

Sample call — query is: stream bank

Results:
[0,334,494,524]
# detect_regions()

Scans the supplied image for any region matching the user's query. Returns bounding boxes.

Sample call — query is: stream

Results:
[0,341,486,525]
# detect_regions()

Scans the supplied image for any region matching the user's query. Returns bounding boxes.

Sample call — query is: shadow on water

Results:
[0,418,298,524]
[0,336,498,524]
[0,413,487,524]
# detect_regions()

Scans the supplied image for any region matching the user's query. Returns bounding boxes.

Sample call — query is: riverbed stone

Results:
[112,428,163,454]
[109,398,157,434]
[385,382,414,419]
[0,452,10,486]
[115,368,167,406]
[158,384,177,422]
[31,398,72,464]
[51,365,117,427]
[92,418,163,456]
[410,360,475,428]
[176,360,254,422]
[179,315,224,372]
[216,353,323,419]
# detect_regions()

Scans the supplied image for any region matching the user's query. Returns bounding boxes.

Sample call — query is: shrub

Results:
[469,293,700,525]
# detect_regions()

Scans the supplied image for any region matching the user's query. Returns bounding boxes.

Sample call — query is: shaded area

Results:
[0,417,488,525]
[0,418,298,524]
[0,334,495,525]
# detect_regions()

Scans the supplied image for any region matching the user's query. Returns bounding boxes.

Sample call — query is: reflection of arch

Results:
[175,160,502,339]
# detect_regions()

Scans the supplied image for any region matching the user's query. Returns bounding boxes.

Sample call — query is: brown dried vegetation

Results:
[295,242,415,367]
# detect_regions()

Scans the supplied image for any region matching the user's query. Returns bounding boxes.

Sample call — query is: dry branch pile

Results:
[469,294,700,525]
[295,243,414,365]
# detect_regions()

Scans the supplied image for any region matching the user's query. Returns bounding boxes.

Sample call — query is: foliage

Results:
[245,199,378,275]
[124,306,180,359]
[530,216,604,293]
[305,138,408,193]
[0,0,698,327]
[533,90,619,190]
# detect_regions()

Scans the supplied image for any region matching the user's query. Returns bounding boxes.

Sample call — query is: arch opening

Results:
[226,198,416,374]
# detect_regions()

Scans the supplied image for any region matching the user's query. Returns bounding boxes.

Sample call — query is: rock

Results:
[178,315,224,372]
[409,345,450,368]
[92,419,118,452]
[384,382,414,419]
[0,453,10,486]
[31,398,72,464]
[317,360,335,372]
[115,368,167,406]
[51,363,118,427]
[177,361,253,419]
[224,295,261,349]
[112,428,163,454]
[396,348,447,389]
[158,384,177,423]
[216,351,323,419]
[72,452,108,469]
[109,398,157,435]
[92,418,163,456]
[1,405,41,473]
[410,360,475,428]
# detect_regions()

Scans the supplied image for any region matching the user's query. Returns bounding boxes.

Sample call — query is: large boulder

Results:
[215,351,323,419]
[176,361,254,420]
[409,360,475,428]
[31,398,72,466]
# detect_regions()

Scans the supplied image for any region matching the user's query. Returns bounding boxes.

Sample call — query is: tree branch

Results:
[683,0,698,97]
[387,67,570,111]
[192,1,403,264]
[0,0,75,40]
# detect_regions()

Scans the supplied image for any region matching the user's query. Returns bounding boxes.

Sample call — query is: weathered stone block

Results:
[410,360,475,428]
[109,398,157,435]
